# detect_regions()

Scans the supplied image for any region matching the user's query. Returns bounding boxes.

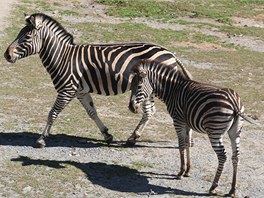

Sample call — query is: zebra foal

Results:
[4,13,191,147]
[129,60,252,196]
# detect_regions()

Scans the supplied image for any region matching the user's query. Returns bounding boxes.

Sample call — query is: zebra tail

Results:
[174,56,193,80]
[238,112,260,126]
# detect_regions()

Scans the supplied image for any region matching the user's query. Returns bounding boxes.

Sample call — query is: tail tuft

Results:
[238,112,260,126]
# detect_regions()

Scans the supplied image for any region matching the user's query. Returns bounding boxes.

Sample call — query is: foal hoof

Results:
[36,139,46,148]
[183,173,190,177]
[209,190,218,196]
[105,134,113,145]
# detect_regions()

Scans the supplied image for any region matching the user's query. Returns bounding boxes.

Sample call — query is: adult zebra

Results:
[128,60,254,196]
[4,13,191,147]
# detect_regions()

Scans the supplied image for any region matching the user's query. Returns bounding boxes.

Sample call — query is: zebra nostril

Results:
[6,54,11,60]
[4,50,12,61]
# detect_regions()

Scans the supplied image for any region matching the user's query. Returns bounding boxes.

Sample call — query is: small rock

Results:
[23,186,32,194]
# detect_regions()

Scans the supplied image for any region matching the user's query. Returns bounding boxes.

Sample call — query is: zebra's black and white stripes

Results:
[4,13,191,147]
[128,60,250,196]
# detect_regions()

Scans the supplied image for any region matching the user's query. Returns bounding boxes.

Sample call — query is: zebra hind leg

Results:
[77,93,113,144]
[126,97,155,147]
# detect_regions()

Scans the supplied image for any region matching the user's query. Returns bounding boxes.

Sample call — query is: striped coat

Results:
[4,13,191,147]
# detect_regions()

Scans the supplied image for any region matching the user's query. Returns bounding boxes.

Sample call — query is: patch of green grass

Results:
[220,25,264,41]
[216,17,232,25]
[1,159,88,198]
[98,0,264,20]
[75,22,222,47]
[129,161,154,170]
[174,48,264,118]
[59,10,80,17]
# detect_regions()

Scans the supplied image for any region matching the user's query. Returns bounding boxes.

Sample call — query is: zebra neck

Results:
[38,37,79,92]
[39,37,73,70]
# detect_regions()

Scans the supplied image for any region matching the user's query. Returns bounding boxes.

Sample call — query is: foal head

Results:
[128,60,154,113]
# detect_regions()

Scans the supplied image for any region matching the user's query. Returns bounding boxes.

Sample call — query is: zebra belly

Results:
[77,72,131,96]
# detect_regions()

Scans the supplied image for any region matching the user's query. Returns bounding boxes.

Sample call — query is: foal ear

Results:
[139,70,147,78]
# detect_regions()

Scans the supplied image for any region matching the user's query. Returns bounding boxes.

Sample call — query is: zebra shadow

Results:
[0,131,177,149]
[11,156,209,196]
[0,131,106,148]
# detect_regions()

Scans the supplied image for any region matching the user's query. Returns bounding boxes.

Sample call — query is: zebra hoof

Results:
[36,139,46,148]
[105,134,113,145]
[175,175,182,180]
[125,139,136,147]
[228,188,236,197]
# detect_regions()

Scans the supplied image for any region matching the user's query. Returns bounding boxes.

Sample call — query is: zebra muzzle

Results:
[4,47,17,63]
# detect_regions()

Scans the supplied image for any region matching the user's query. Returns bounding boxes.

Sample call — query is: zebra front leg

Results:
[126,97,155,146]
[208,134,227,195]
[77,93,113,144]
[36,92,75,148]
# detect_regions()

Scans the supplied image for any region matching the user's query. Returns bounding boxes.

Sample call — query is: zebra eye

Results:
[136,75,143,84]
[139,77,144,83]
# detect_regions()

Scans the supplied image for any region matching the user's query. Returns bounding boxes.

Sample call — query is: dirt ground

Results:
[0,0,263,198]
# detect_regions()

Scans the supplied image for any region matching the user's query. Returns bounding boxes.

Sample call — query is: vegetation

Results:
[98,0,264,21]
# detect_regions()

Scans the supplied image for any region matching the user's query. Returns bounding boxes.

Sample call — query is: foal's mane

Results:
[131,59,189,80]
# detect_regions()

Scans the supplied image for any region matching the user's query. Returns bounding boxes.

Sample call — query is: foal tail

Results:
[237,112,260,126]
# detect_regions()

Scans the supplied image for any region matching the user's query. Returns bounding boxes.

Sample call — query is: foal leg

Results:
[208,133,227,195]
[184,128,193,177]
[77,93,113,144]
[227,117,243,197]
[126,96,155,146]
[174,122,188,179]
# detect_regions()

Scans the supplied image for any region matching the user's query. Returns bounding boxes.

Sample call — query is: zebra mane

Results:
[132,60,189,80]
[29,13,74,44]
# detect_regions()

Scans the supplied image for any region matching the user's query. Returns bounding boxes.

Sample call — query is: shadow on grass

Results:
[0,131,106,148]
[11,156,209,196]
[0,131,178,149]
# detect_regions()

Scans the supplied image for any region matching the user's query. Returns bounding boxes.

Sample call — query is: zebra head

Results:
[129,61,153,113]
[4,13,44,63]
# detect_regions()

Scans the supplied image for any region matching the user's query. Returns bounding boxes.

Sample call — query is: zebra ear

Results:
[24,13,30,20]
[25,14,43,29]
